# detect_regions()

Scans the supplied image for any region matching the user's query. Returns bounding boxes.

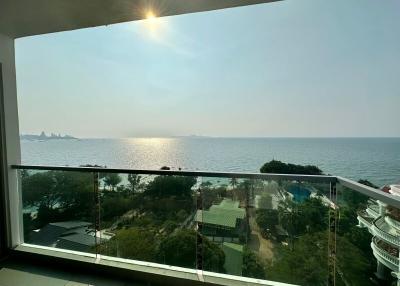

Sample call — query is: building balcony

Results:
[357,210,375,229]
[366,203,380,219]
[372,217,400,247]
[371,237,399,272]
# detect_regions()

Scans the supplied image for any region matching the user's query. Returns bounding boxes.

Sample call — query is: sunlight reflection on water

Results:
[21,137,400,186]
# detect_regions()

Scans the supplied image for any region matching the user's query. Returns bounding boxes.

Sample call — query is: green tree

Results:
[100,228,157,261]
[103,173,122,191]
[278,197,328,237]
[22,171,57,209]
[268,232,329,285]
[127,174,141,195]
[336,235,375,286]
[158,229,225,272]
[341,187,369,210]
[343,227,374,261]
[22,171,94,226]
[300,197,328,233]
[101,196,132,221]
[230,177,238,189]
[256,209,279,234]
[145,176,196,198]
[242,248,266,279]
[337,206,358,235]
[54,171,93,218]
[278,199,306,241]
[268,231,374,286]
[260,160,323,175]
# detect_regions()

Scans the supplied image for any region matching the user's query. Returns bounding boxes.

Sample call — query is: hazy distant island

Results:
[20,131,77,141]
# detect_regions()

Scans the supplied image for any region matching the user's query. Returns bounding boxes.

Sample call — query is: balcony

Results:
[0,0,399,285]
[371,237,399,272]
[372,217,400,247]
[366,203,380,219]
[0,164,396,286]
[357,210,375,228]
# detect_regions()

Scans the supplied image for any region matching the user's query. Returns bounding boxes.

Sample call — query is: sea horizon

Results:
[20,137,400,187]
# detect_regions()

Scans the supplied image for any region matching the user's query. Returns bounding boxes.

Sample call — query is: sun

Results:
[144,10,160,33]
[145,11,157,21]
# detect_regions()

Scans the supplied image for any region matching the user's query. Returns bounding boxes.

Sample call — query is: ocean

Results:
[21,137,400,187]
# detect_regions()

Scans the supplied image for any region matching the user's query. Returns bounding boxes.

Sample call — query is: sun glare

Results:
[143,10,162,37]
[146,11,156,21]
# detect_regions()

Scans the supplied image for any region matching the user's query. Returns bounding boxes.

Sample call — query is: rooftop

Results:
[196,199,245,228]
[389,185,400,196]
[49,221,92,230]
[222,243,244,276]
[58,233,97,246]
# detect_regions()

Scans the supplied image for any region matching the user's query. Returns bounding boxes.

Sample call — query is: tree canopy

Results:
[127,174,142,194]
[103,173,122,191]
[158,229,225,272]
[100,227,157,261]
[260,160,323,175]
[22,171,93,227]
[144,175,196,198]
[256,209,279,234]
[242,248,266,279]
[268,232,329,285]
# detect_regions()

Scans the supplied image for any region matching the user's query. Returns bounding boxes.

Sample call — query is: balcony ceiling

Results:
[0,0,281,39]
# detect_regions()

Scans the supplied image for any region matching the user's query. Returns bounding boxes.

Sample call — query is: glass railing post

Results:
[196,180,203,276]
[328,181,337,286]
[16,169,24,244]
[93,171,100,259]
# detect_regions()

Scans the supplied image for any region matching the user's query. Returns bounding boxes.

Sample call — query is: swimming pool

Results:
[287,185,311,202]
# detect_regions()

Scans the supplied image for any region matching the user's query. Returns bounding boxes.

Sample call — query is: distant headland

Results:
[20,131,77,140]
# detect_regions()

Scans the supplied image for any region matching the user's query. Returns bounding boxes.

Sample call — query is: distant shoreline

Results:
[20,132,77,141]
[32,136,400,140]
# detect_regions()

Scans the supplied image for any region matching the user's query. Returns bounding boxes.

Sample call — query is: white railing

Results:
[357,211,373,228]
[366,205,380,219]
[371,239,399,271]
[372,217,400,246]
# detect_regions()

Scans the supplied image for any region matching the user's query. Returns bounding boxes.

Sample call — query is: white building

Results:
[357,185,400,284]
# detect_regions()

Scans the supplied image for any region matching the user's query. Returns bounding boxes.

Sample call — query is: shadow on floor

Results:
[0,258,145,286]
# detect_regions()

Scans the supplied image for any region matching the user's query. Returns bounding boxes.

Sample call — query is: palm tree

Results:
[278,199,304,250]
[230,177,238,190]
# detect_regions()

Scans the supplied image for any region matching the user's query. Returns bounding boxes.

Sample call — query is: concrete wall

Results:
[0,33,22,248]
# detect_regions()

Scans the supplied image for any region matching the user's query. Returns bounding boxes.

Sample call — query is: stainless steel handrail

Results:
[11,164,400,208]
[357,210,374,227]
[11,164,336,183]
[337,176,400,209]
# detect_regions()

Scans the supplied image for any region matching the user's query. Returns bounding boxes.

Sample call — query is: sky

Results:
[15,0,400,138]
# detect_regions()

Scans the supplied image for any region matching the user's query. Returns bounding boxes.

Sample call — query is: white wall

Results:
[0,32,22,247]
